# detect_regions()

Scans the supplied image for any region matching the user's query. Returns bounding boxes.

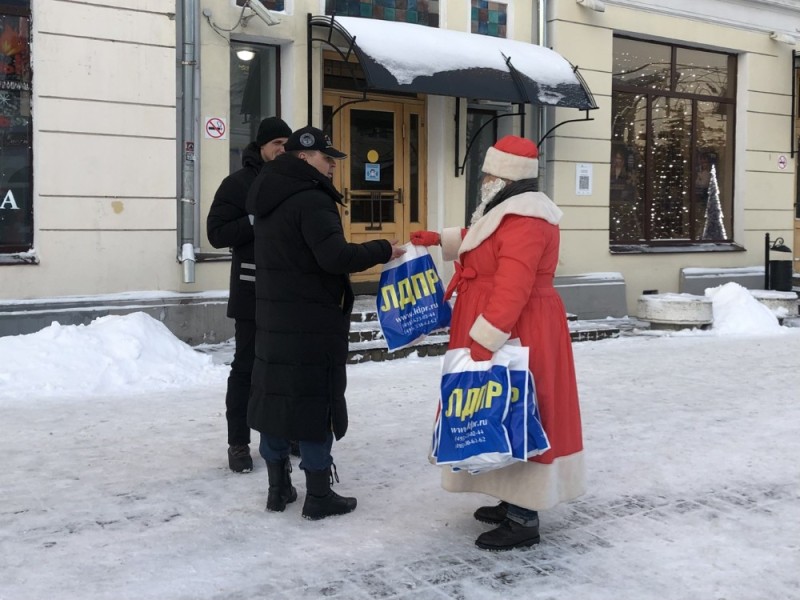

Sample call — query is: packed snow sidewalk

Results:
[2,287,800,599]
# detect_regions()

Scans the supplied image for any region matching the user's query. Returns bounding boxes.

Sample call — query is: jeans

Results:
[259,431,334,472]
[226,319,255,446]
[506,504,539,527]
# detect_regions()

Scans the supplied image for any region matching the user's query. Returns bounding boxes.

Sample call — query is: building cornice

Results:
[606,0,800,37]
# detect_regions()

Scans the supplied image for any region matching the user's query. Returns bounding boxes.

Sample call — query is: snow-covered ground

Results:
[1,283,799,599]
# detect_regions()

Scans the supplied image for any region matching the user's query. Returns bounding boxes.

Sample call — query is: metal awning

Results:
[309,15,597,110]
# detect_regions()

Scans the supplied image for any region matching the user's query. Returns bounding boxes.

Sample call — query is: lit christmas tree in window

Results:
[702,164,727,240]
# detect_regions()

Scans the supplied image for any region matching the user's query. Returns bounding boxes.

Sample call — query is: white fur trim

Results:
[440,227,463,262]
[482,146,539,181]
[441,451,586,511]
[469,314,510,352]
[459,192,563,259]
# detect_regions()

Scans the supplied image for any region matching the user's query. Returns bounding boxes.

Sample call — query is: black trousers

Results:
[226,318,255,446]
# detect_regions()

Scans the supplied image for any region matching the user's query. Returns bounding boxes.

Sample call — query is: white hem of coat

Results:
[440,451,586,511]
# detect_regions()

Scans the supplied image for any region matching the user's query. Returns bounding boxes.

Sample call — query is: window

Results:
[471,0,507,38]
[0,5,32,257]
[611,37,736,247]
[228,42,279,175]
[463,103,521,225]
[795,53,800,220]
[324,0,440,27]
[464,108,498,224]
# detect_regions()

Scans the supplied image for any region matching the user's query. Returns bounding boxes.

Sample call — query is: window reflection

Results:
[0,10,33,254]
[465,109,498,224]
[675,48,732,97]
[228,43,279,175]
[611,37,735,245]
[613,38,671,90]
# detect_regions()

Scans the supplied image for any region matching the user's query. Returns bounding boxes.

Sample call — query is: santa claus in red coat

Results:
[411,135,585,551]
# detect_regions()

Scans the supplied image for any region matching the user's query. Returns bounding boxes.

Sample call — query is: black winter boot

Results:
[228,444,253,473]
[474,501,509,525]
[475,517,540,551]
[302,465,357,520]
[265,457,298,512]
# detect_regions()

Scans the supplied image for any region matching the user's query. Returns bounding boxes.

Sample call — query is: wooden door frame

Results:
[323,90,427,284]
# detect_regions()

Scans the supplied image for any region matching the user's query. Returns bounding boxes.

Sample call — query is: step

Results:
[346,305,621,364]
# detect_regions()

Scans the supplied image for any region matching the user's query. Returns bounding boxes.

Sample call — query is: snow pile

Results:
[706,282,784,335]
[0,312,226,399]
[0,283,792,401]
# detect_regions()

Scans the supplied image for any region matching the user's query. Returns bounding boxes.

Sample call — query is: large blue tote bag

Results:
[377,244,451,352]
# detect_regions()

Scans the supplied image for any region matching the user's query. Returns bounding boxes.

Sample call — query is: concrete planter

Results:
[637,293,713,329]
[749,290,800,320]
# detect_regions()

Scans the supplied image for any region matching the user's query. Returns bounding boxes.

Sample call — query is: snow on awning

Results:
[310,15,597,109]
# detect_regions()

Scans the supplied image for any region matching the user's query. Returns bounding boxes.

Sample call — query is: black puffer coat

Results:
[206,142,264,319]
[245,153,392,442]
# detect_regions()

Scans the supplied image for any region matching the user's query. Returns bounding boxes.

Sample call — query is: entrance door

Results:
[323,93,427,283]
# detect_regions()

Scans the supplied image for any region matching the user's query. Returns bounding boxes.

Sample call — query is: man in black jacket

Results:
[207,116,291,473]
[246,126,405,520]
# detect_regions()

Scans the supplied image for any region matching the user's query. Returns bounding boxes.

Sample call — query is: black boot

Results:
[475,517,540,551]
[265,457,297,512]
[302,465,357,520]
[228,444,253,473]
[474,501,509,525]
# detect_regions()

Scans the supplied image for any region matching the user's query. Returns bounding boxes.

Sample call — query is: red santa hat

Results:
[481,135,539,181]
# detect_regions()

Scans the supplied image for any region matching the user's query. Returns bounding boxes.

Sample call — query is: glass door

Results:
[323,93,426,283]
[344,101,403,244]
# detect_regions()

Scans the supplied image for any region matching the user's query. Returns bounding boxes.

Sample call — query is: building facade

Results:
[0,0,798,338]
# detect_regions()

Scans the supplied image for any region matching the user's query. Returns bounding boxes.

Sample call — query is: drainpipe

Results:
[177,0,200,282]
[537,0,550,194]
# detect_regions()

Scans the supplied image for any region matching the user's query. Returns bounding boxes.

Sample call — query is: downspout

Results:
[537,0,550,194]
[177,0,199,283]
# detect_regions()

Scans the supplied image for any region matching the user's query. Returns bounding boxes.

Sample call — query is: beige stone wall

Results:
[4,0,797,314]
[547,1,797,312]
[3,0,177,299]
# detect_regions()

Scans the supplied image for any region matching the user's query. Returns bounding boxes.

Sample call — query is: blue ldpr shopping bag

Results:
[497,343,550,460]
[432,348,515,473]
[377,244,452,352]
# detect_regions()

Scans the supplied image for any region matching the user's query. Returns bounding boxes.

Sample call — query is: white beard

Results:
[470,179,507,225]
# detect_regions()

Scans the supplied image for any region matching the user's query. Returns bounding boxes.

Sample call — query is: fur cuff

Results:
[469,314,510,352]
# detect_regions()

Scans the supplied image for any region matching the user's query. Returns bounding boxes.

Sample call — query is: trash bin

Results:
[768,238,793,291]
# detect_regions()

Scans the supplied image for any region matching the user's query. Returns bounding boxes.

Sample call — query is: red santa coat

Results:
[439,191,585,511]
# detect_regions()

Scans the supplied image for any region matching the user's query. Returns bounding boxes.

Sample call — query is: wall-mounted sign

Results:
[576,163,592,196]
[204,117,227,140]
[365,163,380,182]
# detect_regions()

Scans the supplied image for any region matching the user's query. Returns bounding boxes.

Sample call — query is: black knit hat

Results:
[256,117,291,147]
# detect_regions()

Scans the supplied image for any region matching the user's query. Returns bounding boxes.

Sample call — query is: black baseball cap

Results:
[284,126,347,159]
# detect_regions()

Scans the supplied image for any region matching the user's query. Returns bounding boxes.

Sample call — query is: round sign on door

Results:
[204,117,227,140]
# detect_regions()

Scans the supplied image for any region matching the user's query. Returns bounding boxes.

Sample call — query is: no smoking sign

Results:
[204,117,227,140]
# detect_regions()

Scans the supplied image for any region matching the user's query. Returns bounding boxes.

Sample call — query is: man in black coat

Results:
[207,116,291,473]
[246,126,405,520]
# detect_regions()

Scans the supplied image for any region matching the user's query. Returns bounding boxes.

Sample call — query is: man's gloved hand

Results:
[469,340,493,362]
[410,231,441,246]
